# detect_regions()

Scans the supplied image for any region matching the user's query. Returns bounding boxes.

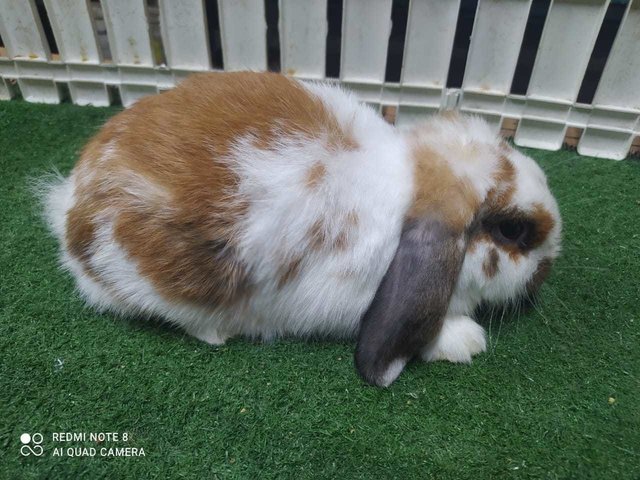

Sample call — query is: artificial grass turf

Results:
[0,99,638,480]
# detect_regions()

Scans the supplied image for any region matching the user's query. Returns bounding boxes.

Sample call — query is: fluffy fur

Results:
[41,72,561,386]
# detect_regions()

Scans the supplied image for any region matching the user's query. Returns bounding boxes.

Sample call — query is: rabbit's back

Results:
[45,72,413,340]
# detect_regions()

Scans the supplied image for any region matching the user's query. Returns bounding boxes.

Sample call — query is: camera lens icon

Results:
[20,433,44,457]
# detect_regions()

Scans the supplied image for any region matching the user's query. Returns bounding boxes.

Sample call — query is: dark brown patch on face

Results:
[482,248,500,278]
[306,162,326,189]
[480,149,555,261]
[489,203,554,259]
[467,231,491,254]
[529,203,556,250]
[526,257,553,295]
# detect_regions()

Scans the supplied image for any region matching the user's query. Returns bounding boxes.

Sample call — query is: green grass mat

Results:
[1,100,638,479]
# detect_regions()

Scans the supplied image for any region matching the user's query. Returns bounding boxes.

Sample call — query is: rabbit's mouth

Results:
[474,290,542,325]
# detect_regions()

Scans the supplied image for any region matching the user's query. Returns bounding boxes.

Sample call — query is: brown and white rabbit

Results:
[43,72,561,386]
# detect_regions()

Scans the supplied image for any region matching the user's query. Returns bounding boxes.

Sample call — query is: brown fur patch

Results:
[66,201,98,277]
[333,229,349,250]
[277,257,302,288]
[482,248,500,278]
[114,209,249,307]
[529,203,556,249]
[486,154,516,207]
[408,145,480,232]
[467,231,490,254]
[308,215,353,252]
[481,152,521,261]
[481,202,556,262]
[66,72,357,308]
[345,210,359,228]
[495,203,555,260]
[308,219,327,250]
[306,162,326,189]
[65,128,127,281]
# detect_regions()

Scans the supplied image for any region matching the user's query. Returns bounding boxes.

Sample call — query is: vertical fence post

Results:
[43,0,110,106]
[396,0,460,126]
[459,0,532,132]
[340,0,393,108]
[217,0,267,71]
[578,0,640,160]
[514,0,610,150]
[279,0,327,79]
[101,0,157,106]
[0,0,60,103]
[159,0,211,75]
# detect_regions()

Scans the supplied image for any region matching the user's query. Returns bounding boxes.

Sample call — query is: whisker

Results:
[493,306,506,352]
[554,266,610,271]
[541,285,573,320]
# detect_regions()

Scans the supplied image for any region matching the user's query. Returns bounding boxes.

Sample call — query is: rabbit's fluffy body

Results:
[44,72,561,386]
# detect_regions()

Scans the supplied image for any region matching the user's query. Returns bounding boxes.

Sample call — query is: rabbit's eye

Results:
[492,220,531,247]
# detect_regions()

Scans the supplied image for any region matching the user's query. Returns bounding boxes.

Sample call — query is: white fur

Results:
[421,316,487,363]
[222,83,413,339]
[407,115,501,199]
[42,79,561,380]
[448,149,562,318]
[42,82,414,343]
[380,358,408,387]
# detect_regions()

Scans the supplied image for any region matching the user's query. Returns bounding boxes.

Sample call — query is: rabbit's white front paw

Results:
[187,326,229,345]
[421,316,486,363]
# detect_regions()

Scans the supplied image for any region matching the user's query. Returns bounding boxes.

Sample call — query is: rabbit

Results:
[42,71,561,387]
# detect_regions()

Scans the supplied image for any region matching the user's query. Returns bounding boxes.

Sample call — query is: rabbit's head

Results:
[356,114,561,386]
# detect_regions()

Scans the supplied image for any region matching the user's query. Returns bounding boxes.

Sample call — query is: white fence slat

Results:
[279,0,327,79]
[460,0,532,130]
[0,0,637,159]
[218,0,267,71]
[42,0,110,106]
[396,0,460,125]
[43,0,101,63]
[67,80,110,107]
[118,83,158,107]
[0,0,60,103]
[401,0,460,87]
[340,0,393,102]
[464,0,532,94]
[515,0,610,150]
[590,1,640,109]
[579,0,640,160]
[0,0,50,60]
[527,0,609,101]
[101,0,156,106]
[159,0,210,70]
[101,0,154,66]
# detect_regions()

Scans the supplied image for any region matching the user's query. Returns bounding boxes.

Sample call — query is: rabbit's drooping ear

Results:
[354,219,466,387]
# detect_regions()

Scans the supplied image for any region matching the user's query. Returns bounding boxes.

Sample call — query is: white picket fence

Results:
[0,0,638,160]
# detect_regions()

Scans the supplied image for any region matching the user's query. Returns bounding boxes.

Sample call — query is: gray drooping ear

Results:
[354,219,466,387]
